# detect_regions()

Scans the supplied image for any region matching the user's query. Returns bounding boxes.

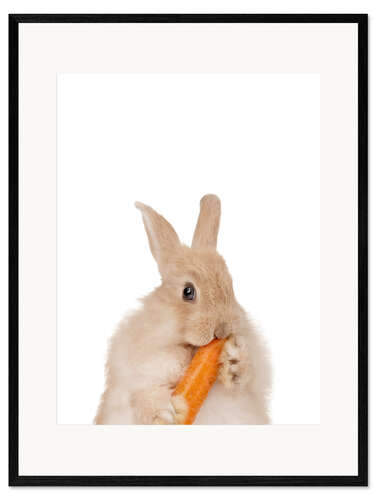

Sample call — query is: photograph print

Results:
[57,73,320,427]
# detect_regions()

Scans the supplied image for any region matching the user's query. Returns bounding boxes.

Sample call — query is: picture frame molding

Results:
[8,13,368,487]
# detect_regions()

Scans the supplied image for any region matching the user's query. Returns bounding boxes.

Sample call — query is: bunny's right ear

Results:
[192,194,221,249]
[135,202,180,268]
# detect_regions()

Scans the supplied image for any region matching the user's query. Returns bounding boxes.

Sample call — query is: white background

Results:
[1,0,374,498]
[57,73,320,425]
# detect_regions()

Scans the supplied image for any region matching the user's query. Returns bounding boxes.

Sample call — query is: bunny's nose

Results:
[214,322,228,339]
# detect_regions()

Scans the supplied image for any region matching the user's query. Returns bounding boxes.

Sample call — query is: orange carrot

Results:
[172,338,226,424]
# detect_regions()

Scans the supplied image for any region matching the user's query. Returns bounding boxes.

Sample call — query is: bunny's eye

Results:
[183,284,196,301]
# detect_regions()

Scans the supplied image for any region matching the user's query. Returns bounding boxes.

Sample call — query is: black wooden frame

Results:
[9,13,368,487]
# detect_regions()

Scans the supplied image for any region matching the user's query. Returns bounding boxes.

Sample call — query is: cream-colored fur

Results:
[95,195,271,424]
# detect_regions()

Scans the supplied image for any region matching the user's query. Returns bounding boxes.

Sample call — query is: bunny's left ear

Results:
[135,202,181,267]
[191,194,221,249]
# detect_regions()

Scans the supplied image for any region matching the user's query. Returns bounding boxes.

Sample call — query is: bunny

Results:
[95,195,271,424]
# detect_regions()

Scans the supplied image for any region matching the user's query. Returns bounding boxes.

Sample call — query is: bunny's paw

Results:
[218,335,252,389]
[152,405,176,425]
[171,394,188,424]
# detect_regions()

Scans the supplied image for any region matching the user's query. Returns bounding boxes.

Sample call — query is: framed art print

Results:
[9,14,368,486]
